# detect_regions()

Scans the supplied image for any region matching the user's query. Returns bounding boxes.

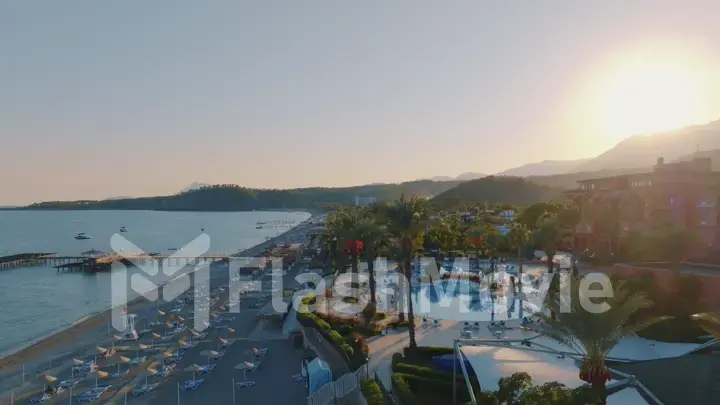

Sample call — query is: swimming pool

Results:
[373,266,552,322]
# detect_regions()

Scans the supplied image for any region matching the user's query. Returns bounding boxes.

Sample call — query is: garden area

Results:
[297,293,388,370]
[391,346,595,405]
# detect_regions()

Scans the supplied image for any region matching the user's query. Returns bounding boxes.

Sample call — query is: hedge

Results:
[360,379,385,405]
[391,374,417,404]
[403,346,454,360]
[395,373,475,403]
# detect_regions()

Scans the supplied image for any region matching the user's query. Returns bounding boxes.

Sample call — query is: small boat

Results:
[75,233,92,240]
[120,226,128,233]
[256,226,262,229]
[257,221,266,225]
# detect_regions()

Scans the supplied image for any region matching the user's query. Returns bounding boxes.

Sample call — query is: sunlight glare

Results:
[599,60,703,140]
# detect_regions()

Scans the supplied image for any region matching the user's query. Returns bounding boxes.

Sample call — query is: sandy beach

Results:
[0,213,321,402]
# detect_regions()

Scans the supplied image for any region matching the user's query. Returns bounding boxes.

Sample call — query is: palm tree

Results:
[354,215,387,305]
[384,194,427,353]
[532,276,668,404]
[508,222,531,290]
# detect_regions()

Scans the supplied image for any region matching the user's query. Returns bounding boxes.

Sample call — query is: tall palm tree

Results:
[508,222,531,290]
[384,195,427,353]
[354,215,387,305]
[532,276,668,404]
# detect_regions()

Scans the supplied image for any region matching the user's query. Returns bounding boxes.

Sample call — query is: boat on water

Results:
[256,226,262,229]
[75,232,92,240]
[120,226,128,233]
[257,221,267,225]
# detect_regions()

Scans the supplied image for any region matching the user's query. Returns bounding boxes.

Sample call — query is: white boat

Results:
[75,233,92,240]
[120,226,128,233]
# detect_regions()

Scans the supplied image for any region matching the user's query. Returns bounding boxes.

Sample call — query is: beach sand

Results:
[0,215,320,402]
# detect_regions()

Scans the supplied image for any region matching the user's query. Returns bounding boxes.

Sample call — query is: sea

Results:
[0,210,311,356]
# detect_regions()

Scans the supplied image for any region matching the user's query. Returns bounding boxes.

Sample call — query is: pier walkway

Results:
[0,252,240,273]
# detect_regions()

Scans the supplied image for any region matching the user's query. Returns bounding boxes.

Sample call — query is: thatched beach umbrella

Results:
[93,370,109,388]
[184,364,203,381]
[114,356,131,375]
[234,362,255,384]
[199,350,220,365]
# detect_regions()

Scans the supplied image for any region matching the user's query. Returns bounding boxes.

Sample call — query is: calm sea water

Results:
[0,210,311,355]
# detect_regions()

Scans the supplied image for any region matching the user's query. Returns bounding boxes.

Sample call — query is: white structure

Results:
[354,196,377,206]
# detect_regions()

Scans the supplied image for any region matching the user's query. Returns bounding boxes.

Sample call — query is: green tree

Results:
[532,276,668,404]
[354,215,388,305]
[384,194,427,353]
[508,222,531,289]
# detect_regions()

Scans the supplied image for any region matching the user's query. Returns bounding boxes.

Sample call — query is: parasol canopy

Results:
[96,370,109,379]
[158,310,165,316]
[43,375,58,384]
[151,333,162,339]
[235,361,254,371]
[226,327,235,333]
[96,346,108,354]
[118,356,131,364]
[72,359,84,366]
[199,350,219,357]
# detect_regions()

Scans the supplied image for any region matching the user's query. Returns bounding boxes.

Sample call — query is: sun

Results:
[598,59,703,139]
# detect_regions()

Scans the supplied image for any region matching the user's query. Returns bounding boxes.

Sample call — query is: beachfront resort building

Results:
[354,196,376,206]
[565,156,720,255]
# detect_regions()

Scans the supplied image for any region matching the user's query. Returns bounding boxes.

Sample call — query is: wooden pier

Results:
[0,252,233,274]
[0,253,56,270]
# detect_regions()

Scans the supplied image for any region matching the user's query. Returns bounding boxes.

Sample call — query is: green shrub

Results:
[396,373,475,403]
[391,353,403,366]
[403,345,454,360]
[391,374,417,404]
[393,363,451,379]
[328,330,344,345]
[374,312,388,321]
[341,343,354,357]
[388,320,409,329]
[315,319,332,331]
[342,296,359,304]
[360,379,385,405]
[337,324,354,335]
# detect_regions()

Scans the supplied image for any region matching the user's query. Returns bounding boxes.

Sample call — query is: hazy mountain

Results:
[572,119,720,173]
[454,172,486,181]
[424,172,485,182]
[433,176,563,206]
[104,196,133,201]
[496,159,592,177]
[180,182,211,193]
[427,176,454,182]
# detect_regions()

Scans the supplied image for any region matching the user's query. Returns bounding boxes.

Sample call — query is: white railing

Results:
[306,366,367,405]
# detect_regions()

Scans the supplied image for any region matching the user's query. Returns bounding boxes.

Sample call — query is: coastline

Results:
[0,212,320,386]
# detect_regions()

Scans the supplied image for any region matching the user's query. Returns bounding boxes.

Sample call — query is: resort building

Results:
[565,156,720,254]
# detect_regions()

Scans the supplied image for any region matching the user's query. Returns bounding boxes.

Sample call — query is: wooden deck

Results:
[0,252,233,273]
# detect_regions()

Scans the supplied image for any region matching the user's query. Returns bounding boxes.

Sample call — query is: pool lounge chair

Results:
[58,379,80,389]
[235,380,256,388]
[29,393,52,403]
[246,361,260,372]
[111,369,130,378]
[199,364,216,374]
[131,383,159,396]
[253,347,268,356]
[180,379,204,391]
[209,351,225,360]
[130,356,147,365]
[218,340,235,350]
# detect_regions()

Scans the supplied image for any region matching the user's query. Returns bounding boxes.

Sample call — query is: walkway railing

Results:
[306,366,367,405]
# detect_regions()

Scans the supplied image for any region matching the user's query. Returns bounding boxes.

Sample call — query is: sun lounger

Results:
[58,379,80,389]
[131,383,159,396]
[235,380,256,388]
[253,347,268,356]
[218,340,235,350]
[111,369,130,378]
[180,379,204,391]
[246,362,260,372]
[199,364,216,374]
[29,393,52,403]
[130,356,147,365]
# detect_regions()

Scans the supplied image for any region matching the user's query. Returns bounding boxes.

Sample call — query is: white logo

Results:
[110,234,211,332]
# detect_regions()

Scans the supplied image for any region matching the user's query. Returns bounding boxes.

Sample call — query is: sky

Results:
[2,1,720,205]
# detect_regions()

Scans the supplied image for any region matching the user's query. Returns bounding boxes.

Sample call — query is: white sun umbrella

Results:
[184,364,203,382]
[71,359,84,378]
[234,362,255,384]
[116,356,131,374]
[164,321,174,335]
[112,334,123,349]
[177,339,188,348]
[224,326,235,338]
[43,374,57,390]
[199,350,219,365]
[143,367,159,385]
